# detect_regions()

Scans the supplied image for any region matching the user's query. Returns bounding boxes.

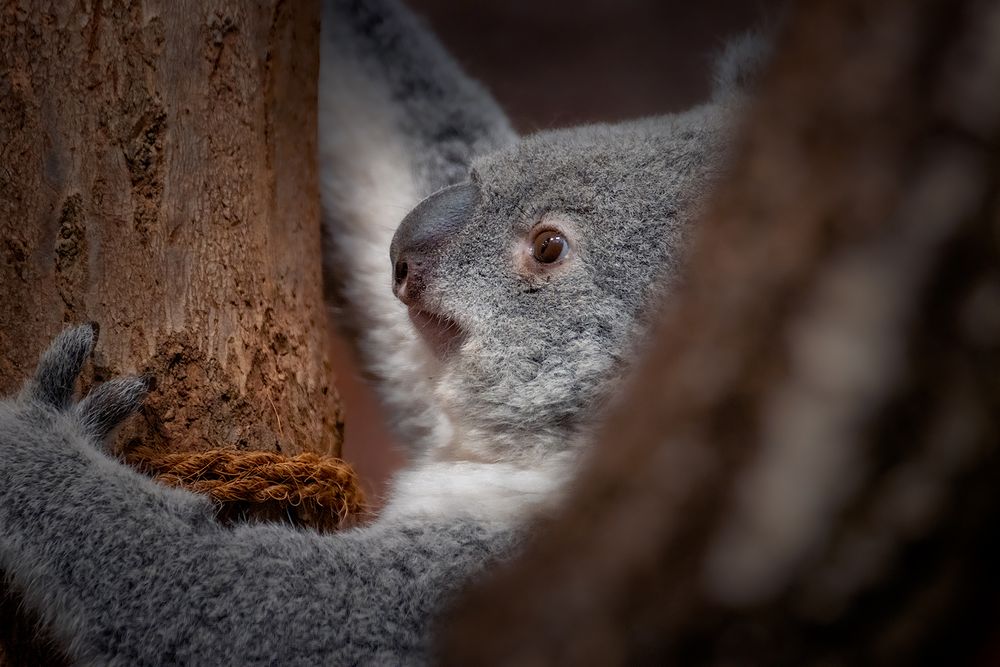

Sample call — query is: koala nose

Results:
[390,182,477,305]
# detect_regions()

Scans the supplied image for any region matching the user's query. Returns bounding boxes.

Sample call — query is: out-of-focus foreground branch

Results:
[439,0,1000,664]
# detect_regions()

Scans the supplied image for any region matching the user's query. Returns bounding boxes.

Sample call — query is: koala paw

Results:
[12,323,153,445]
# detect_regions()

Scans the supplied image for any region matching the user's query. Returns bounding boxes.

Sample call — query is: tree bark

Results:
[439,0,1000,664]
[0,1,341,663]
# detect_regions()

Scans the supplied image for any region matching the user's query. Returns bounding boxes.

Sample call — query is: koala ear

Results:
[711,28,777,102]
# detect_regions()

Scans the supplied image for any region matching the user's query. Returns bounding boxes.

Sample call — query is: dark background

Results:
[334,0,782,502]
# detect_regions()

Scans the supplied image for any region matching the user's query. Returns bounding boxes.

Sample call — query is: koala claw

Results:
[75,375,152,442]
[19,324,151,442]
[22,323,98,409]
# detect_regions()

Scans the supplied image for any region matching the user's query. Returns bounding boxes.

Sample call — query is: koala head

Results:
[391,107,728,463]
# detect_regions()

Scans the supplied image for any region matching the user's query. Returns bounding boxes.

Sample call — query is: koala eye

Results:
[531,229,569,264]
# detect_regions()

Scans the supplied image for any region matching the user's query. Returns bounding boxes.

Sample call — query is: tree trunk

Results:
[439,0,1000,664]
[0,1,341,663]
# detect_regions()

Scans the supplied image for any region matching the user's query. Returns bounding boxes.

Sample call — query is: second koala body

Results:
[0,0,753,663]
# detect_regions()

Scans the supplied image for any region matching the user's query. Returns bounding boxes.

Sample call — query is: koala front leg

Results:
[0,325,510,665]
[0,324,218,663]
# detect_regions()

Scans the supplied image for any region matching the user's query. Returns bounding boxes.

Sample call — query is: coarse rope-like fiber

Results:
[125,446,367,533]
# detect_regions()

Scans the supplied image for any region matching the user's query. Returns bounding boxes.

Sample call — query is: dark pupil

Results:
[534,231,564,263]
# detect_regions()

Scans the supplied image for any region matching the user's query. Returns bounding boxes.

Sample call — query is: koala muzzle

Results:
[390,182,477,306]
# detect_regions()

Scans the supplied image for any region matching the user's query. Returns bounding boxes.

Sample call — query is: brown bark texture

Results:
[439,0,1000,664]
[0,0,340,664]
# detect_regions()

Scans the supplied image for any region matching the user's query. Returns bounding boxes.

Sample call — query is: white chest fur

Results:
[379,458,572,525]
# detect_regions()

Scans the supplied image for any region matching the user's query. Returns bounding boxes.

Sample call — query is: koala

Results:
[321,0,744,522]
[0,0,759,664]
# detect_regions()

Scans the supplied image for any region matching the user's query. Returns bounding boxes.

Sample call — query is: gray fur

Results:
[0,0,754,663]
[75,374,153,443]
[2,330,516,665]
[426,112,725,462]
[19,321,97,408]
[318,0,516,454]
[712,26,776,101]
[323,0,515,193]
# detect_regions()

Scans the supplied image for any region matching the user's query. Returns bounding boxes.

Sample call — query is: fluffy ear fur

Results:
[711,28,777,101]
